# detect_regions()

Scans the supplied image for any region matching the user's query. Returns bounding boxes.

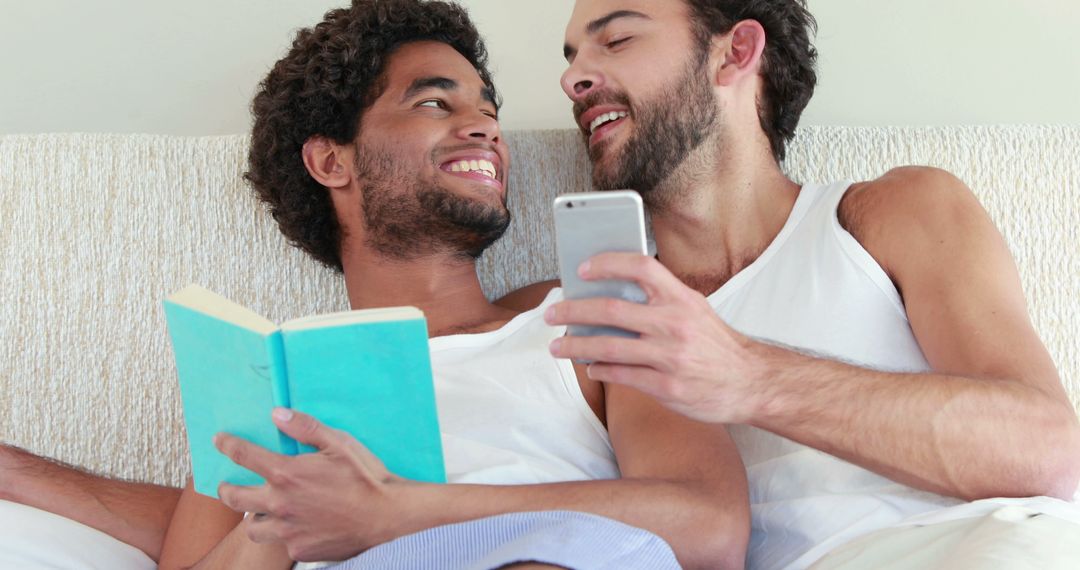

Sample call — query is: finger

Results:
[585,362,669,398]
[550,335,664,368]
[580,253,685,300]
[244,514,287,545]
[271,408,339,451]
[217,482,271,514]
[274,409,390,476]
[214,433,285,476]
[544,297,659,334]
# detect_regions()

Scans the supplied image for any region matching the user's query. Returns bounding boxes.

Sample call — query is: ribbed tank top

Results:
[709,181,962,569]
[429,288,619,485]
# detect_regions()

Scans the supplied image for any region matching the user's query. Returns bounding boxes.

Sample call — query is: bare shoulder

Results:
[840,166,979,232]
[839,166,1008,295]
[494,279,560,312]
[841,167,989,261]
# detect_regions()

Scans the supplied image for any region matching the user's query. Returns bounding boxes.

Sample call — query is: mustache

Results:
[572,89,633,126]
[435,142,500,157]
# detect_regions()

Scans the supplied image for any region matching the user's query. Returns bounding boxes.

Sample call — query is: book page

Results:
[281,306,424,331]
[167,285,277,334]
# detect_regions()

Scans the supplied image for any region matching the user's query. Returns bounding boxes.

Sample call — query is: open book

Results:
[164,285,445,497]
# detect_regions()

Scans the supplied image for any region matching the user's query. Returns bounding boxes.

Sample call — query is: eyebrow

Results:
[401,77,457,102]
[563,10,651,60]
[480,85,498,108]
[401,76,498,108]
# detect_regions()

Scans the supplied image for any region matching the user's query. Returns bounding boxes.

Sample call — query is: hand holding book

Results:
[164,285,446,498]
[214,407,411,561]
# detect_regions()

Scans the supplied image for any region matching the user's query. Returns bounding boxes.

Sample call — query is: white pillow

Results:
[0,501,155,570]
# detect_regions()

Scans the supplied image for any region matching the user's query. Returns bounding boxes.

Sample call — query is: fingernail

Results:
[578,261,591,277]
[586,363,594,379]
[544,306,556,322]
[273,408,294,422]
[212,434,221,446]
[549,338,562,354]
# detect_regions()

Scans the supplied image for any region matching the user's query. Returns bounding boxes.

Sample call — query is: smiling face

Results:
[562,0,721,199]
[352,41,511,260]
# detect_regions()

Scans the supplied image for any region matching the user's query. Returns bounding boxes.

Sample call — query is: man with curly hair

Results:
[0,1,749,569]
[527,0,1080,568]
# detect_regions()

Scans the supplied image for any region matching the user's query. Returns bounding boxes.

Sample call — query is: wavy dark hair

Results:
[684,0,817,163]
[245,0,497,271]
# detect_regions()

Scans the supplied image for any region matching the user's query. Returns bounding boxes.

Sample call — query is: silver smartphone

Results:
[554,190,648,339]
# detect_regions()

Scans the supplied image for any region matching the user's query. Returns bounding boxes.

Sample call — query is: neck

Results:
[340,248,515,337]
[648,132,801,293]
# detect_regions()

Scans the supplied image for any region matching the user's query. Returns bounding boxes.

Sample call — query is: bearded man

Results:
[530,1,1080,569]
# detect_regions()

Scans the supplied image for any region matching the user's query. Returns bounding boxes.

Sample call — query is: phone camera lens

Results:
[567,202,574,209]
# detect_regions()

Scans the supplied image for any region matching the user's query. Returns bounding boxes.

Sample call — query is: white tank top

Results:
[429,288,619,485]
[709,181,962,569]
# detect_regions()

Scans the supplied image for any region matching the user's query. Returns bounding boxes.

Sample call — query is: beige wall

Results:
[1,0,1077,135]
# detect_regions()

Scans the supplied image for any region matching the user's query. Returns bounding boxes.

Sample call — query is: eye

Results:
[418,99,447,110]
[605,36,632,49]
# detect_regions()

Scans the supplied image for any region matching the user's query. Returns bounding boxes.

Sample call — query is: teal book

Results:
[163,285,445,498]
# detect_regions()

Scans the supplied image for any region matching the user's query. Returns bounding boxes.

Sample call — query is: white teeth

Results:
[588,111,629,134]
[447,159,497,180]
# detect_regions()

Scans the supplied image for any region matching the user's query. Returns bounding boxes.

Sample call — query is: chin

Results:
[590,162,624,191]
[588,144,622,177]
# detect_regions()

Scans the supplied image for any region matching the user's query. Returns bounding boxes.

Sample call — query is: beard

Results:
[354,145,510,261]
[580,50,719,205]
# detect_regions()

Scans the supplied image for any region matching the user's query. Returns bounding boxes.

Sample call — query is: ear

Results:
[711,19,767,87]
[301,136,352,190]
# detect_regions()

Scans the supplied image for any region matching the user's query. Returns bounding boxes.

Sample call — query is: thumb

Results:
[272,408,337,450]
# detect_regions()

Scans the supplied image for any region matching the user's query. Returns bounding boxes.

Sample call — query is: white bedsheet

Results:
[0,500,154,570]
[807,497,1080,570]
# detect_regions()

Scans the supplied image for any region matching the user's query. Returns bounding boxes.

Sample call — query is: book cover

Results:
[164,285,445,498]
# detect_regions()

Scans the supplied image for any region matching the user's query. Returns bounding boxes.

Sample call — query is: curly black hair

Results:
[684,0,817,163]
[245,0,498,271]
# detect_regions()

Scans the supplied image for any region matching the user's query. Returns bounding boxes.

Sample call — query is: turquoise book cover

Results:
[163,285,445,498]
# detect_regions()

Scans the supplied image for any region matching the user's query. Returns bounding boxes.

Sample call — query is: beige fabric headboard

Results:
[1,127,1077,487]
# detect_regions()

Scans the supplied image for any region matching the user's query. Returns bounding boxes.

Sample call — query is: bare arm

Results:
[187,521,293,570]
[216,402,749,570]
[158,479,290,570]
[544,170,1080,500]
[0,444,181,561]
[750,166,1079,500]
[394,370,749,569]
[747,350,1079,500]
[606,370,749,567]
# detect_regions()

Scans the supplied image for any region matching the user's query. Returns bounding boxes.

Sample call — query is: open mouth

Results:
[444,158,497,179]
[439,157,503,191]
[580,108,631,145]
[588,111,629,135]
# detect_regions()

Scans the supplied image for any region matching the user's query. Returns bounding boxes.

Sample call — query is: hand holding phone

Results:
[553,190,648,340]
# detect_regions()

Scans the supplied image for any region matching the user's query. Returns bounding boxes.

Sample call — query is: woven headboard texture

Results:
[1,127,1077,486]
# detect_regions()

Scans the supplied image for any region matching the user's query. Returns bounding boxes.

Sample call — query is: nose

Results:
[561,55,604,101]
[457,109,501,145]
